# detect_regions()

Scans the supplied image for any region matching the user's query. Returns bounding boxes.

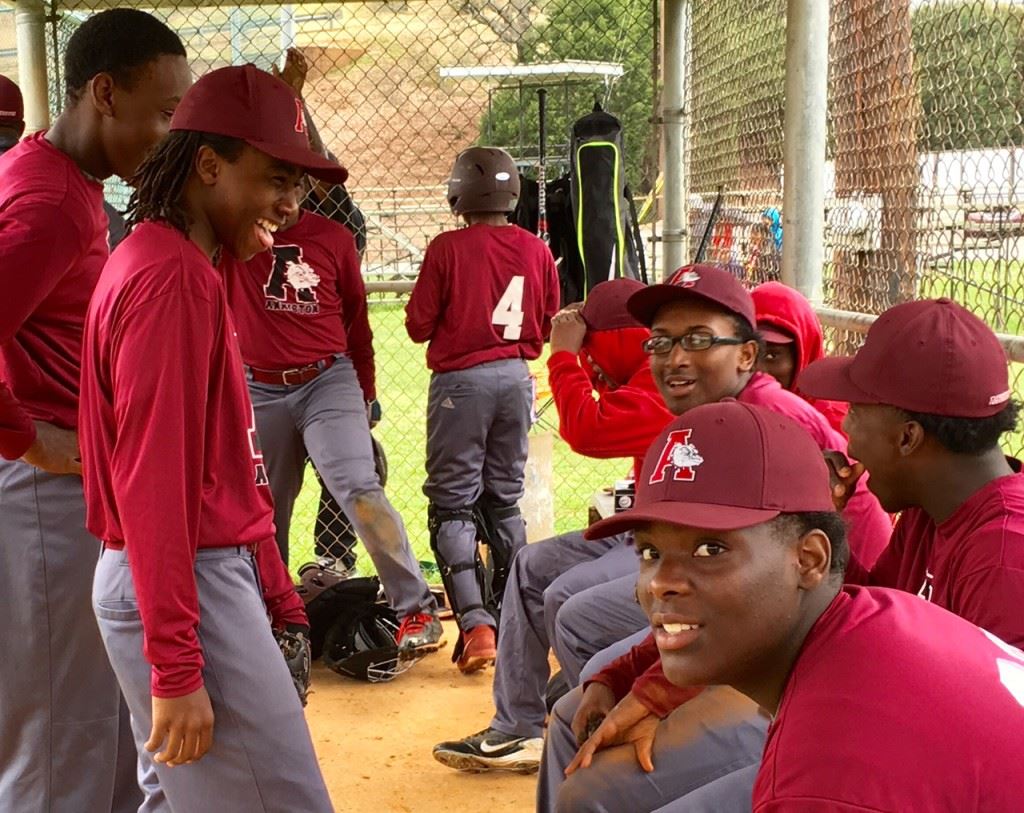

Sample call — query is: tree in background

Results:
[476,0,656,191]
[913,2,1024,152]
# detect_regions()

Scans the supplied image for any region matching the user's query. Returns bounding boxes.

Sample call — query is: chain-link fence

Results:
[687,0,1023,456]
[3,0,1022,572]
[0,0,656,573]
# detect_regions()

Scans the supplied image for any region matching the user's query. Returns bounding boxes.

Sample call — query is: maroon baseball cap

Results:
[0,75,24,127]
[585,400,834,538]
[798,298,1010,418]
[580,278,646,331]
[757,321,795,344]
[626,264,756,330]
[170,64,348,184]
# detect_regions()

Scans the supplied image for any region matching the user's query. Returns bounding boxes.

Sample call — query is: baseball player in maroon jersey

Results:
[575,400,1024,812]
[223,200,442,657]
[0,12,189,811]
[79,65,337,811]
[800,297,1024,646]
[405,146,560,672]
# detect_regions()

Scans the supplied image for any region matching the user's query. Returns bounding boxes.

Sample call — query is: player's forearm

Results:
[255,539,308,629]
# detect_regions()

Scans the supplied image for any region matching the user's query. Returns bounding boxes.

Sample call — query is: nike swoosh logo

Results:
[479,739,516,755]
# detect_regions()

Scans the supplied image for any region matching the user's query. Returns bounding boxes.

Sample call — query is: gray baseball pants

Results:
[0,459,140,812]
[249,356,435,618]
[537,632,767,813]
[423,359,533,632]
[93,546,334,813]
[489,531,647,739]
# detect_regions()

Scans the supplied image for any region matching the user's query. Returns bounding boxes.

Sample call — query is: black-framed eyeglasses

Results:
[641,332,745,355]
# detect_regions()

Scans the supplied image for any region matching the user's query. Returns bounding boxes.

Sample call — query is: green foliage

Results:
[478,0,657,189]
[913,3,1024,151]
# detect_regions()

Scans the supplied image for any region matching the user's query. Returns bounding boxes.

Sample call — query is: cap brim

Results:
[583,500,781,540]
[796,356,878,404]
[248,138,349,184]
[626,285,707,327]
[758,324,795,344]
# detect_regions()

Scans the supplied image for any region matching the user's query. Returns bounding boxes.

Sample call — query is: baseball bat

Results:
[537,88,549,244]
[693,184,724,264]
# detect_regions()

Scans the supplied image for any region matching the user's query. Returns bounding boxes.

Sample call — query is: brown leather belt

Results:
[247,356,335,386]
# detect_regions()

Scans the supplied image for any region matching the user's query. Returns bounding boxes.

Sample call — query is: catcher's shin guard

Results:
[428,504,490,628]
[473,497,526,624]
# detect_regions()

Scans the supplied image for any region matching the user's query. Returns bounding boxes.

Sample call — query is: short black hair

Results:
[732,314,763,360]
[903,399,1020,456]
[64,9,186,100]
[772,511,848,577]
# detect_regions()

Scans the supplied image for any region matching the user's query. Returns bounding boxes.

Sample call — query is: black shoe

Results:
[432,727,543,773]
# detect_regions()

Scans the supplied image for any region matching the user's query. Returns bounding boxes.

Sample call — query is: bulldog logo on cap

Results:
[677,270,701,288]
[649,429,703,484]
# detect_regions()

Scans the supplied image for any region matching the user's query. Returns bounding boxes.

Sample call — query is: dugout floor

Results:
[307,619,535,811]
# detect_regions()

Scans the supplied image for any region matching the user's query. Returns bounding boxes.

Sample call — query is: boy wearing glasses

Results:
[537,264,891,811]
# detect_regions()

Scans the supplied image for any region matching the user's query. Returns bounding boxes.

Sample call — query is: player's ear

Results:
[89,73,117,118]
[194,145,222,186]
[795,529,830,589]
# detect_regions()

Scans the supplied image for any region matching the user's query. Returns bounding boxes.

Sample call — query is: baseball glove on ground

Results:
[275,627,312,706]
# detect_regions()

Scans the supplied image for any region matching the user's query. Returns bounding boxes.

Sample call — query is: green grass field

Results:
[285,303,629,574]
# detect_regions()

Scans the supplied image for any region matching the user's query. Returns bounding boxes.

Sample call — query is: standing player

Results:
[578,400,1024,811]
[79,65,337,811]
[406,146,560,672]
[223,191,443,658]
[0,12,189,811]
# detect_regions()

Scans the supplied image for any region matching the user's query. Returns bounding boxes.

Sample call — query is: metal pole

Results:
[661,0,689,278]
[781,0,829,303]
[279,5,296,52]
[15,0,49,133]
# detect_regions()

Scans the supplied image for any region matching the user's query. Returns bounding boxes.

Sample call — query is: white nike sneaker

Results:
[432,727,543,773]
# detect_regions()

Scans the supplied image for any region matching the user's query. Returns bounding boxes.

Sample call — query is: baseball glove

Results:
[275,627,312,707]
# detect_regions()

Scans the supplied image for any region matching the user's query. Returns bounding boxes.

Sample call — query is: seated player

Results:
[751,280,848,435]
[573,400,1024,812]
[545,296,1024,813]
[432,278,672,772]
[800,297,1024,646]
[536,267,892,810]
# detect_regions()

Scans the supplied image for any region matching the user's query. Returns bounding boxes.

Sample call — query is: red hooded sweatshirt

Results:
[752,282,849,436]
[548,278,674,475]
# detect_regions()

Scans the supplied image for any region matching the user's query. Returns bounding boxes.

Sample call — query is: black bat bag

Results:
[569,103,646,297]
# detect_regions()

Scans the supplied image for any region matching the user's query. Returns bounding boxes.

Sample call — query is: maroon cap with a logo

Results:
[626,264,756,330]
[580,278,646,331]
[171,64,348,184]
[585,400,834,538]
[0,75,24,126]
[798,298,1010,418]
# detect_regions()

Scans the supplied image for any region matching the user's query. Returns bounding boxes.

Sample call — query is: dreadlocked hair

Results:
[126,131,245,234]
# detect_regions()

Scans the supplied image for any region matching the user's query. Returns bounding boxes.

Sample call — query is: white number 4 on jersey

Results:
[492,276,525,341]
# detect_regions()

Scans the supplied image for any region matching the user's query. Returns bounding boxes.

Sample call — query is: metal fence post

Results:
[661,0,690,279]
[781,0,829,303]
[14,0,49,133]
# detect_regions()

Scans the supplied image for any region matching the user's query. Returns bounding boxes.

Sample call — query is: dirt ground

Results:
[306,619,537,812]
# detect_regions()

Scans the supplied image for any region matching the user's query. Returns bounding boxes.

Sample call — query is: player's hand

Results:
[569,682,616,748]
[366,399,382,428]
[273,47,308,96]
[824,450,865,512]
[21,421,82,475]
[550,307,587,355]
[566,690,658,775]
[146,686,215,767]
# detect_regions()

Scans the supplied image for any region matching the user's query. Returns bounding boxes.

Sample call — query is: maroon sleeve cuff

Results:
[632,660,705,717]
